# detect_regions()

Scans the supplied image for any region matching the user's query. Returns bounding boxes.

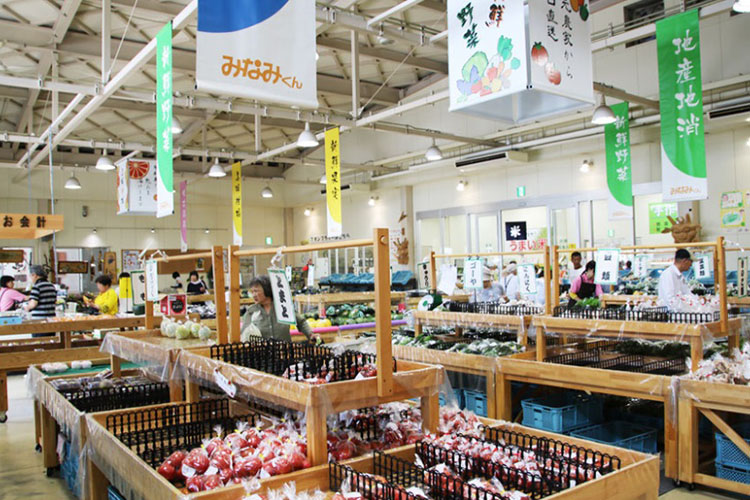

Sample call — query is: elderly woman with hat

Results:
[469,267,504,303]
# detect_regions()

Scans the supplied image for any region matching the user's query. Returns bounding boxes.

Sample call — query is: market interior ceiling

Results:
[0,0,746,186]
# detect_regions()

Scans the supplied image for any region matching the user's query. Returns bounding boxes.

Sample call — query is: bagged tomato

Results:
[157,462,178,482]
[270,456,293,475]
[243,428,263,448]
[218,466,234,484]
[226,432,249,451]
[234,457,262,478]
[185,475,205,493]
[203,474,223,491]
[332,439,357,461]
[204,437,224,457]
[182,449,209,476]
[165,450,186,468]
[210,448,232,470]
[287,450,310,471]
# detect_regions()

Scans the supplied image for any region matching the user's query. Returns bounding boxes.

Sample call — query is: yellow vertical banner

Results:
[232,162,242,246]
[325,127,342,237]
[118,277,132,299]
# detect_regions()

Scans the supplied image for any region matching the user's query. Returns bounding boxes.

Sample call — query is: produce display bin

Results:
[715,422,750,469]
[521,392,604,434]
[412,310,534,346]
[570,421,658,454]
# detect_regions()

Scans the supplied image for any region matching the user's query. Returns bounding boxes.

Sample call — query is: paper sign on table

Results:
[738,256,748,297]
[692,255,711,280]
[595,249,620,285]
[633,255,651,279]
[269,268,295,325]
[517,264,537,297]
[464,258,483,290]
[437,264,458,295]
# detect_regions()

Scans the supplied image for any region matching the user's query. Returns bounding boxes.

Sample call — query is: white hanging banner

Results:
[116,159,158,215]
[633,254,652,278]
[417,262,431,290]
[464,258,483,290]
[268,268,295,325]
[738,256,748,297]
[517,264,538,297]
[595,249,620,286]
[145,260,159,301]
[692,255,711,280]
[437,264,458,296]
[196,0,318,109]
[285,265,292,282]
[306,264,315,289]
[131,270,146,306]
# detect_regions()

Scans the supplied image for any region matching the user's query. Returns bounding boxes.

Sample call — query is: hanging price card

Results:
[464,258,483,290]
[595,249,620,286]
[517,264,537,297]
[269,268,295,325]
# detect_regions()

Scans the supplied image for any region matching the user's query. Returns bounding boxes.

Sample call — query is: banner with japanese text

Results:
[656,10,707,201]
[325,127,342,238]
[196,0,318,109]
[605,102,633,220]
[180,180,188,252]
[156,22,174,218]
[268,268,295,325]
[528,0,593,103]
[116,159,157,215]
[232,162,243,246]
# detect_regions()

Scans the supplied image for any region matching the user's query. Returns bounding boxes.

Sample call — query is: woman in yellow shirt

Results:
[84,275,118,315]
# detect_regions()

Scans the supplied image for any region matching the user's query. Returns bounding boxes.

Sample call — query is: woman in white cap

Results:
[502,263,520,301]
[469,267,504,303]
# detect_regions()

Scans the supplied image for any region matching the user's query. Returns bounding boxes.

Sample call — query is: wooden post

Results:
[374,228,394,398]
[544,245,552,315]
[552,245,560,309]
[86,454,110,500]
[34,400,42,448]
[677,396,698,485]
[41,404,58,468]
[429,250,436,293]
[228,245,241,342]
[109,354,121,377]
[664,385,678,480]
[185,380,200,403]
[306,403,327,466]
[495,371,511,421]
[0,370,6,415]
[485,371,496,419]
[716,237,732,347]
[212,246,229,344]
[144,299,155,330]
[420,393,439,434]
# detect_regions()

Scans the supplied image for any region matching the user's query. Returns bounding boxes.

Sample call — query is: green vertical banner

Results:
[656,10,707,201]
[605,102,633,220]
[156,22,174,218]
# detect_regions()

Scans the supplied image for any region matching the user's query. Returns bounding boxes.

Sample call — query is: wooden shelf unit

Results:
[678,379,750,495]
[412,309,534,345]
[601,293,750,309]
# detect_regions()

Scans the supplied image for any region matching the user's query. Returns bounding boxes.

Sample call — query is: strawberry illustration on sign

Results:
[545,63,561,85]
[531,42,548,66]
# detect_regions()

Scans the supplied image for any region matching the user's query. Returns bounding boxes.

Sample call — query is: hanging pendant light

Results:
[95,148,115,171]
[261,185,274,198]
[592,93,616,125]
[208,158,226,178]
[64,172,82,190]
[425,139,443,161]
[319,174,327,185]
[297,122,319,148]
[733,0,750,13]
[171,116,183,134]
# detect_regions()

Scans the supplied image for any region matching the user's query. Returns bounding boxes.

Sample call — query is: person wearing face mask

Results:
[657,249,693,307]
[501,263,519,301]
[569,260,602,303]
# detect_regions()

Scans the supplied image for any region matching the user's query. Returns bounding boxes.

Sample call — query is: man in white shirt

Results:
[658,249,693,307]
[567,251,585,282]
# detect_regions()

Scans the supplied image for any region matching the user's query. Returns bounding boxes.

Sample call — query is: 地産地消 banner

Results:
[232,162,243,246]
[156,22,174,218]
[196,0,318,109]
[605,102,633,220]
[325,127,342,238]
[656,10,707,201]
[180,181,188,252]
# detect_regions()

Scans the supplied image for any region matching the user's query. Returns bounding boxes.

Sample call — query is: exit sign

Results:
[516,186,526,198]
[265,236,273,245]
[608,229,615,237]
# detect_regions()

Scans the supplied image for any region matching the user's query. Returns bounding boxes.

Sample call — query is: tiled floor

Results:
[0,373,743,500]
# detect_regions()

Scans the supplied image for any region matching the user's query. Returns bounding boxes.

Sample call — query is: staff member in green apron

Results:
[569,260,602,303]
[240,275,318,342]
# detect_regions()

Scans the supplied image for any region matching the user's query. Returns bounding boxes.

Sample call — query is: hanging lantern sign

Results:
[448,0,594,123]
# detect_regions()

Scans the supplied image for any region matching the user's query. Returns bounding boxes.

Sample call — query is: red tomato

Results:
[203,474,222,490]
[234,457,262,478]
[165,451,186,468]
[182,450,209,475]
[210,449,232,470]
[157,462,177,482]
[185,475,205,493]
[205,437,223,457]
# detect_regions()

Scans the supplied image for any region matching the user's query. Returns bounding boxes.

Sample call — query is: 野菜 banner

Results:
[656,10,707,201]
[325,128,342,238]
[156,22,174,218]
[605,102,633,220]
[196,0,318,109]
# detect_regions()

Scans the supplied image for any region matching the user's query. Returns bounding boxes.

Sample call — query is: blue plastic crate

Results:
[464,390,488,417]
[438,388,464,409]
[0,315,22,325]
[570,421,658,454]
[108,486,127,500]
[715,462,750,485]
[715,423,750,469]
[521,393,603,433]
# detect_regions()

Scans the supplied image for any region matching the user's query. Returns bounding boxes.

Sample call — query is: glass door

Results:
[470,212,499,254]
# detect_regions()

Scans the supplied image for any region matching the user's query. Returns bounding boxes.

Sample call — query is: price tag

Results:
[739,256,748,297]
[517,264,537,297]
[306,264,315,289]
[417,262,431,290]
[595,249,620,285]
[145,260,159,301]
[269,268,296,325]
[464,258,483,290]
[285,265,292,282]
[437,264,457,295]
[213,368,236,398]
[692,255,711,280]
[633,255,651,278]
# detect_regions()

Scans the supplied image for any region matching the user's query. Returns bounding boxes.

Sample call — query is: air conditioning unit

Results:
[455,149,528,169]
[707,102,750,121]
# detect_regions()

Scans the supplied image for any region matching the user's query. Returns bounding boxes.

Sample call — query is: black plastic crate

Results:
[63,382,171,413]
[106,398,260,468]
[553,305,719,324]
[545,350,686,376]
[544,350,602,367]
[210,339,390,383]
[448,301,543,316]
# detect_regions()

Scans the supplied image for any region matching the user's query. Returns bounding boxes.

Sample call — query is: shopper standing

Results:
[24,265,57,319]
[0,275,27,311]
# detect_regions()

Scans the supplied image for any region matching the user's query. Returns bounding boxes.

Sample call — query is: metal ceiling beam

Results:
[367,0,425,26]
[316,37,447,73]
[21,0,199,172]
[593,82,659,110]
[176,114,217,147]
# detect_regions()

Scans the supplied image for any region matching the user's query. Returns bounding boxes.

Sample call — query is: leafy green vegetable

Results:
[461,51,489,82]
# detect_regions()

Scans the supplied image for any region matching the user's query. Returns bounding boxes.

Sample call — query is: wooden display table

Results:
[294,291,407,312]
[83,413,659,500]
[0,316,150,423]
[532,315,742,371]
[495,352,680,479]
[678,379,750,495]
[600,293,750,309]
[175,347,444,466]
[412,310,533,345]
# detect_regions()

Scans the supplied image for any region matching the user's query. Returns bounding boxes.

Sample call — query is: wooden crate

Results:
[412,310,533,345]
[294,291,407,308]
[84,410,659,500]
[678,379,750,495]
[495,354,680,479]
[175,348,444,466]
[532,315,742,370]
